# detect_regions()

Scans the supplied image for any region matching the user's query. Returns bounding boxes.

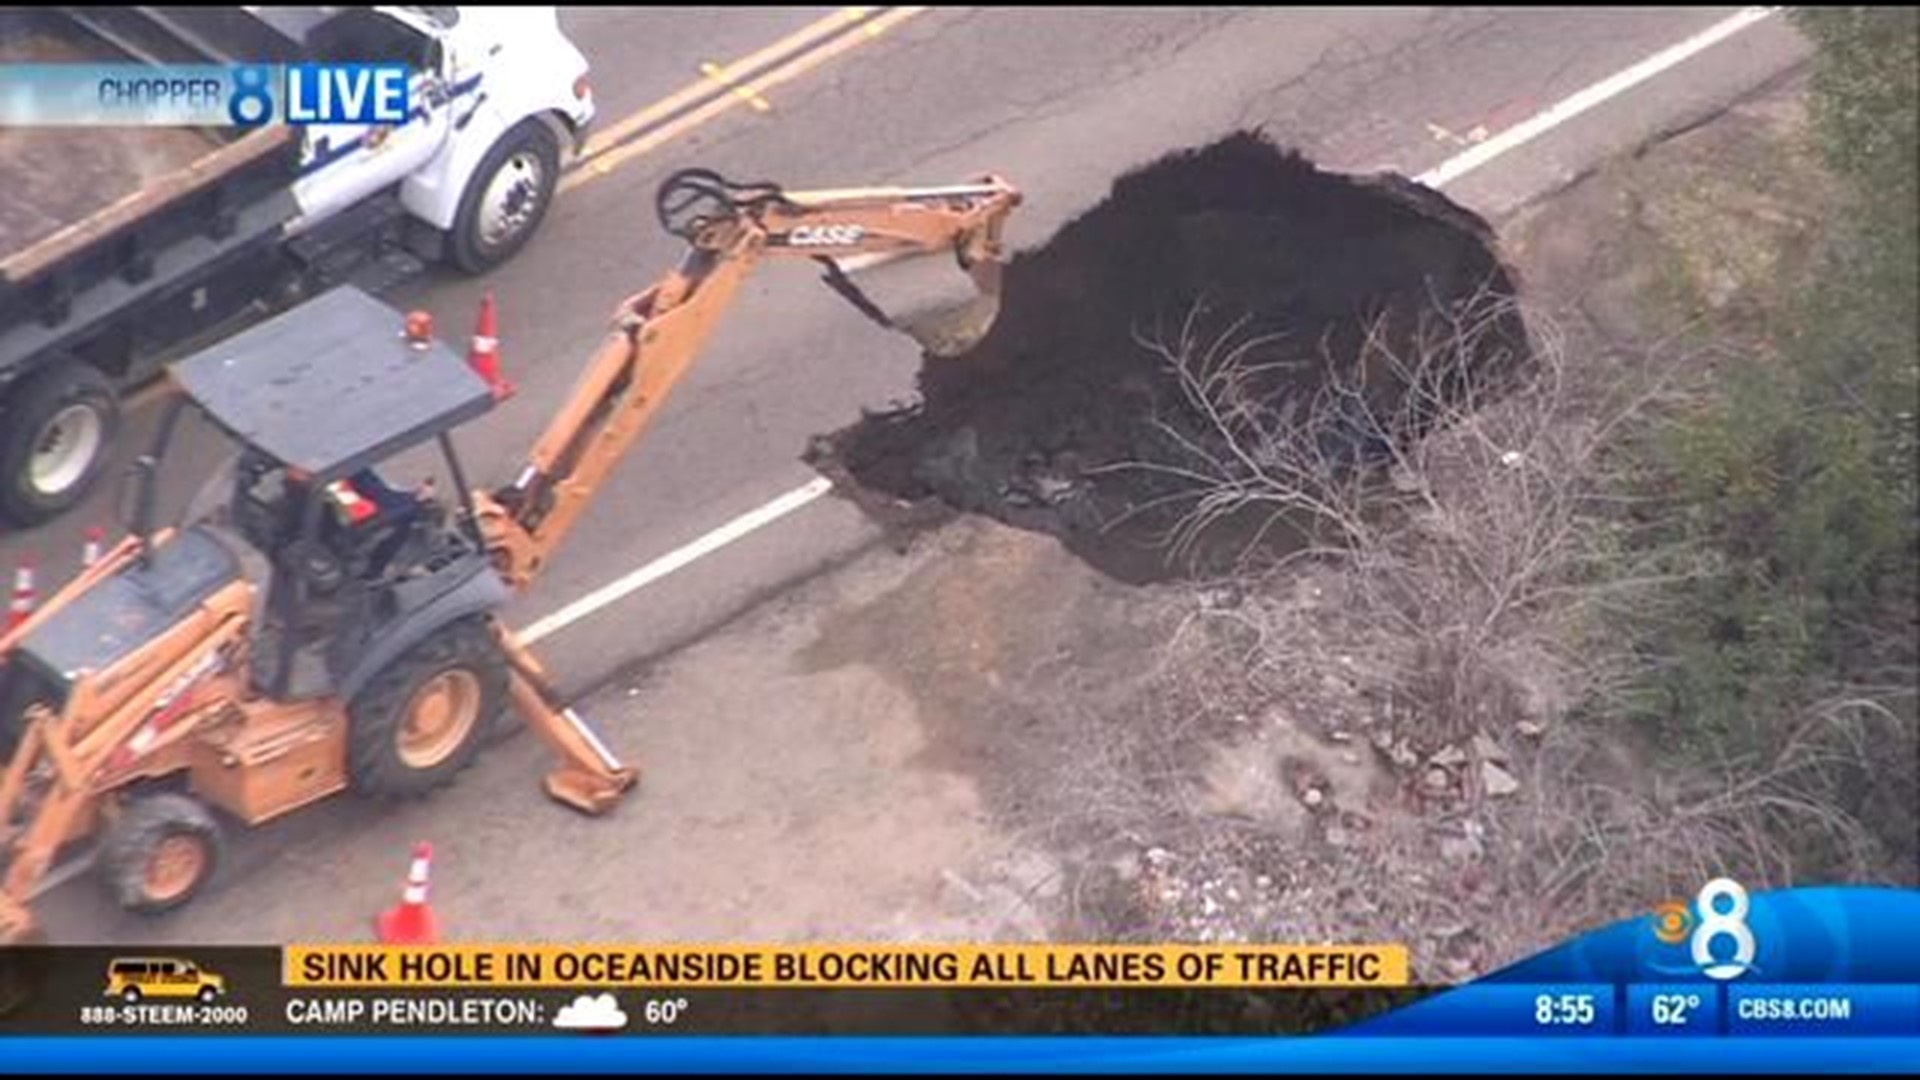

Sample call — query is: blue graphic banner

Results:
[1352,981,1918,1040]
[1624,984,1723,1036]
[0,63,412,126]
[1485,885,1919,985]
[0,1035,1915,1073]
[1727,984,1920,1037]
[1359,984,1618,1036]
[0,64,268,126]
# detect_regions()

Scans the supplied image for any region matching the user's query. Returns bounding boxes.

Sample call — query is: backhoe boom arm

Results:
[475,170,1019,591]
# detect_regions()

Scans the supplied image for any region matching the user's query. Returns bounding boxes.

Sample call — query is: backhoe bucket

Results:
[827,252,1004,359]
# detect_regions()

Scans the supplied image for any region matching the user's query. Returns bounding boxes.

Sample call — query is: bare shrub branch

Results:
[1064,288,1909,961]
[1103,287,1701,742]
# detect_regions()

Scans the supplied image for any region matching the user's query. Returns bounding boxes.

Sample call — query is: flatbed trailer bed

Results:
[0,9,290,283]
[0,5,595,528]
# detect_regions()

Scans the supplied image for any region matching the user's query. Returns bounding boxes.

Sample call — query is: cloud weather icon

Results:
[554,992,628,1031]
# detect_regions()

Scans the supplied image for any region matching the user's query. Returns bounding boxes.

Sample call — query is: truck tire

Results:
[99,793,224,915]
[448,119,561,274]
[347,617,506,798]
[0,364,120,527]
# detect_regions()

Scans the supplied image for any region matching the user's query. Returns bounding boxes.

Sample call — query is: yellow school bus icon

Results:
[104,957,226,1003]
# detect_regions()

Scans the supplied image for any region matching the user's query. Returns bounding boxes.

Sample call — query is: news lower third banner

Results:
[287,944,1408,989]
[0,944,1416,1036]
[3,942,1920,1040]
[3,888,1917,1070]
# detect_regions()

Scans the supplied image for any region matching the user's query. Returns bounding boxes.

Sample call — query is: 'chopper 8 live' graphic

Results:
[1649,879,1759,980]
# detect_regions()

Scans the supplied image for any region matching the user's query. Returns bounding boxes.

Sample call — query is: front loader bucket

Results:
[827,252,1004,359]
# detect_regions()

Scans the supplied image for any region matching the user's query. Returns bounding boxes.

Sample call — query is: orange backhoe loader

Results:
[0,168,1020,943]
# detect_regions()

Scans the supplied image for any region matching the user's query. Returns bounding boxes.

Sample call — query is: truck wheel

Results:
[348,617,506,798]
[0,364,120,527]
[99,793,224,915]
[448,119,561,273]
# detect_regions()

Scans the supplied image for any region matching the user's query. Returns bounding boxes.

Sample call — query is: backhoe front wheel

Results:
[348,618,507,799]
[100,793,224,915]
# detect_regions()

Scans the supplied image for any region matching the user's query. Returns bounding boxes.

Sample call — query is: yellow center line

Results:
[699,62,773,113]
[575,6,881,164]
[559,6,929,195]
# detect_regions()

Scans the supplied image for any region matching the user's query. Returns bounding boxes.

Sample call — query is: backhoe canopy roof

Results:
[169,286,494,484]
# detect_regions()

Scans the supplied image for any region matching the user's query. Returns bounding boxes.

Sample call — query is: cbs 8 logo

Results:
[1691,878,1756,980]
[227,66,275,126]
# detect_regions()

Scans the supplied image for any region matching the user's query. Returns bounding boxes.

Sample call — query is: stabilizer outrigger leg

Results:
[489,622,638,816]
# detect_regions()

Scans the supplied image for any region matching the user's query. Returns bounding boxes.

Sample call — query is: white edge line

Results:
[520,6,1779,644]
[1415,6,1778,189]
[519,476,835,644]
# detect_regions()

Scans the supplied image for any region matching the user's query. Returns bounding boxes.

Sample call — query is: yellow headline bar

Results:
[286,944,1408,989]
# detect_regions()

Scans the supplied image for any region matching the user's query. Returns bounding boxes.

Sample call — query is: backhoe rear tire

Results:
[100,793,224,915]
[347,617,506,799]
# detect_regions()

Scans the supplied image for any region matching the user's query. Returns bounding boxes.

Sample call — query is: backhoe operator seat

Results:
[319,469,433,581]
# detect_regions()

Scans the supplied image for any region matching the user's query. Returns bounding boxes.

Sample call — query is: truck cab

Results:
[272,6,596,271]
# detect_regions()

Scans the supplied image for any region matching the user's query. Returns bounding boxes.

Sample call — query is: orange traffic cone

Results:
[467,291,514,401]
[6,555,37,633]
[81,526,104,569]
[375,841,440,945]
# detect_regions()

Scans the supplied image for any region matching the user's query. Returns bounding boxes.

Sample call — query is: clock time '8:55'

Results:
[1536,993,1598,1026]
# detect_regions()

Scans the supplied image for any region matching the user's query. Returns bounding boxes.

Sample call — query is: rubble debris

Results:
[1471,731,1508,764]
[1480,760,1521,798]
[1439,834,1484,863]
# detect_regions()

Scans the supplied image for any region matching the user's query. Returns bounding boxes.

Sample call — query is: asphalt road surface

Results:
[2,6,1806,692]
[2,7,1810,937]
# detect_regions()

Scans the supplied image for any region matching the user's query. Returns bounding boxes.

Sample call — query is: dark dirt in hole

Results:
[807,131,1531,584]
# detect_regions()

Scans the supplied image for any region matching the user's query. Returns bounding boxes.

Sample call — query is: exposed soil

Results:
[809,132,1529,583]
